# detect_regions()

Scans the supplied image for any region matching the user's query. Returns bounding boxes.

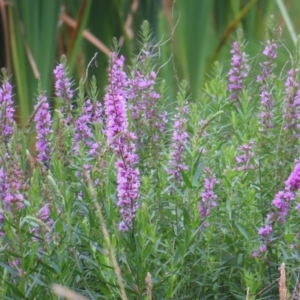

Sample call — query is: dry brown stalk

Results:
[279,263,287,300]
[145,272,153,300]
[51,284,88,300]
[60,13,111,57]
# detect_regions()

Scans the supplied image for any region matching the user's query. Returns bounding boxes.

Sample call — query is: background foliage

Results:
[0,0,298,126]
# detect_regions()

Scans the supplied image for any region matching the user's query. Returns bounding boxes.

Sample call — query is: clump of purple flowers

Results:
[257,40,277,130]
[228,41,250,102]
[34,94,52,166]
[234,141,255,171]
[104,53,140,231]
[198,167,218,221]
[167,101,189,183]
[0,80,14,142]
[283,69,300,137]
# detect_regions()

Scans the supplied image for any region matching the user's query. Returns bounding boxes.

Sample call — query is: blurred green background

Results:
[0,0,298,126]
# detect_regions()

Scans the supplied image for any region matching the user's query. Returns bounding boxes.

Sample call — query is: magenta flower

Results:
[104,53,140,231]
[34,94,52,165]
[104,53,128,151]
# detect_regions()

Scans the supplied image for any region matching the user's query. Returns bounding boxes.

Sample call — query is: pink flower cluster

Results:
[255,163,300,256]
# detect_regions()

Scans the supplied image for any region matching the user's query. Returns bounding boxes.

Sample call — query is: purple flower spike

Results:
[0,162,25,214]
[104,53,140,231]
[167,102,189,183]
[53,63,73,101]
[104,53,128,151]
[198,167,218,220]
[283,69,300,136]
[228,41,249,102]
[257,40,277,129]
[128,66,167,143]
[234,141,255,171]
[34,94,52,165]
[0,81,14,141]
[74,99,103,155]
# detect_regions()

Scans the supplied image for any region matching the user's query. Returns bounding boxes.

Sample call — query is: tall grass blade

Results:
[276,0,297,45]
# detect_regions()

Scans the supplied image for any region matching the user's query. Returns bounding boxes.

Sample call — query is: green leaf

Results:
[235,223,249,240]
[4,280,25,298]
[192,162,204,186]
[180,170,193,188]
